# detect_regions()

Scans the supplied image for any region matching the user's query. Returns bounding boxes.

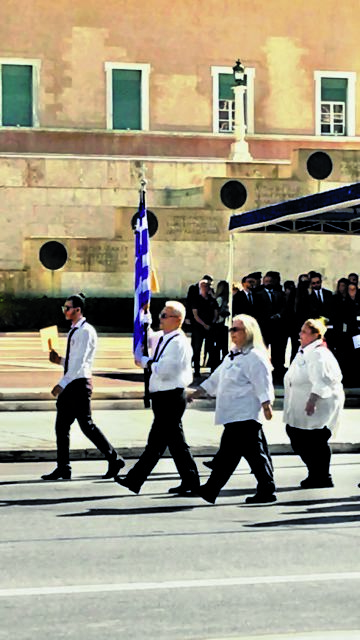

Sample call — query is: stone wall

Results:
[1,149,360,298]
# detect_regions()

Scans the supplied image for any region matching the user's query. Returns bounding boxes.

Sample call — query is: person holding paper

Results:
[284,317,344,489]
[41,293,125,481]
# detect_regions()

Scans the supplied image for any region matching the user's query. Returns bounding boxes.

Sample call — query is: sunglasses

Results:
[159,313,178,319]
[62,305,74,312]
[229,327,244,333]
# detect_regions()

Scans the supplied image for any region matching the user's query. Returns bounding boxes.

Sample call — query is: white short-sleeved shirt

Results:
[200,347,274,425]
[283,339,344,432]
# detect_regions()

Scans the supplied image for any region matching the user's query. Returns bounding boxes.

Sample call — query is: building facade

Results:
[1,0,360,298]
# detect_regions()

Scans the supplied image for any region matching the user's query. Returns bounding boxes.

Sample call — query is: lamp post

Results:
[230,59,252,162]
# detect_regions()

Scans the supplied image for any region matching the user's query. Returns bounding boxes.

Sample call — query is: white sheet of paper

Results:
[352,334,360,349]
[40,325,59,352]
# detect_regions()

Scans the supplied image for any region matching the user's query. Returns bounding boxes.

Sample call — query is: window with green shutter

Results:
[218,72,247,133]
[112,68,141,130]
[1,64,33,126]
[320,77,347,135]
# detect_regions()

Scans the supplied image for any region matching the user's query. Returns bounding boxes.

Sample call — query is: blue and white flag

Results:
[133,192,151,356]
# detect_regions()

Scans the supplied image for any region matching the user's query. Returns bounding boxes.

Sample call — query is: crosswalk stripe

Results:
[1,571,360,598]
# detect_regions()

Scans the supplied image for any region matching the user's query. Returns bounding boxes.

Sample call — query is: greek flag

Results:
[133,192,151,355]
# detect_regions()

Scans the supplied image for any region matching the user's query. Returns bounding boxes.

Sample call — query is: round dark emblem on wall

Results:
[131,209,159,238]
[220,180,248,210]
[39,241,68,270]
[306,151,333,180]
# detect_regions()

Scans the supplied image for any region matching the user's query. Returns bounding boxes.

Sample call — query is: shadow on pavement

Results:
[0,494,121,507]
[60,504,198,517]
[245,494,360,527]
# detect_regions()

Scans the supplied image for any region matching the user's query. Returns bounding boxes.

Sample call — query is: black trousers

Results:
[202,420,275,500]
[191,324,215,375]
[125,388,199,492]
[286,424,332,481]
[55,378,115,470]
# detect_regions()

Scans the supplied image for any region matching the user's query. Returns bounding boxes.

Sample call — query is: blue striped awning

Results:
[228,182,360,232]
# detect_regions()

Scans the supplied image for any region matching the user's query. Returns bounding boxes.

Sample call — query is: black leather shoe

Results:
[168,484,199,496]
[115,476,140,494]
[203,460,214,470]
[198,485,216,504]
[102,457,125,479]
[41,468,71,481]
[245,493,276,504]
[300,477,334,489]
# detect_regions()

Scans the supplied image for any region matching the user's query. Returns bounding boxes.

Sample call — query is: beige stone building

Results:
[1,0,360,298]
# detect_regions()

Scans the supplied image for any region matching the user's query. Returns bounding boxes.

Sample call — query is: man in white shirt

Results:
[116,300,199,496]
[41,293,125,481]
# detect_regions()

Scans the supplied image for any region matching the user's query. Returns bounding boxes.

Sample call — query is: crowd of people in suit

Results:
[185,270,360,386]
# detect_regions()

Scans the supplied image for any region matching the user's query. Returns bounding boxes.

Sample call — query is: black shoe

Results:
[203,460,214,470]
[114,476,140,494]
[102,457,125,479]
[300,477,334,489]
[168,483,199,496]
[198,485,216,504]
[41,468,71,481]
[245,493,277,504]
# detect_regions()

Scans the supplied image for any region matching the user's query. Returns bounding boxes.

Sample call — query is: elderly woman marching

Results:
[284,317,344,489]
[191,314,276,505]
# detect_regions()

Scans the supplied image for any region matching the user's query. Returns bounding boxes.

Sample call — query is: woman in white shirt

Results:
[192,314,276,504]
[284,317,344,489]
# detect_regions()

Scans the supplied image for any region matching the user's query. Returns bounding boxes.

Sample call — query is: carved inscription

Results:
[254,182,303,208]
[339,160,360,182]
[166,215,221,239]
[69,243,129,272]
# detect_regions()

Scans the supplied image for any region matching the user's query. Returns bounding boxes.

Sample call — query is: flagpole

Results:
[133,175,151,409]
[140,179,151,408]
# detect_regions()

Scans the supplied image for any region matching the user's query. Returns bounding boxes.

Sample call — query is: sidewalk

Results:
[1,406,360,462]
[0,333,359,461]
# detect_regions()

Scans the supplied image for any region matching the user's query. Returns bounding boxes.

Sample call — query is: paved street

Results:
[1,455,360,640]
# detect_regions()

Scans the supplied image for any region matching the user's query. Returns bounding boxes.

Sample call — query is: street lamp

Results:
[230,58,253,162]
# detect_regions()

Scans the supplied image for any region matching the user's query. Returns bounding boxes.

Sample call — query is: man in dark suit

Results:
[253,272,286,382]
[232,275,256,317]
[304,272,334,322]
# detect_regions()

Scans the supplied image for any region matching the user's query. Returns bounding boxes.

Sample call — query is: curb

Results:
[1,442,360,463]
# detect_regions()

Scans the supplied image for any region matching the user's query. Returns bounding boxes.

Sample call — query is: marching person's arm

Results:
[306,351,333,415]
[49,349,62,365]
[199,362,222,397]
[248,352,274,419]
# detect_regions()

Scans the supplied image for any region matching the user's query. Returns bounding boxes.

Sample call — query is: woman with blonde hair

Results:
[284,317,344,489]
[191,314,276,504]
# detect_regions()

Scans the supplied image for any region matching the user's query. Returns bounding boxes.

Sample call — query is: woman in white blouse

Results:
[192,314,276,504]
[284,317,344,489]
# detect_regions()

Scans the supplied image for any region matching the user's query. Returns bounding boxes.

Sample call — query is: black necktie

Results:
[248,292,253,305]
[64,327,78,374]
[152,336,164,362]
[228,350,242,361]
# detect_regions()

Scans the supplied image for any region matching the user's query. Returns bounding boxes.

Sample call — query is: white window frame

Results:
[0,58,41,127]
[211,65,255,134]
[314,70,356,137]
[105,62,150,131]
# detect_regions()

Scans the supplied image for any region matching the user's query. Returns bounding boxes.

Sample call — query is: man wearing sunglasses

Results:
[41,293,125,481]
[116,301,199,496]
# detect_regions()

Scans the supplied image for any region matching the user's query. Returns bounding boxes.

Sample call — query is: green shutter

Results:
[321,77,347,102]
[2,64,33,126]
[219,73,235,101]
[112,69,141,130]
